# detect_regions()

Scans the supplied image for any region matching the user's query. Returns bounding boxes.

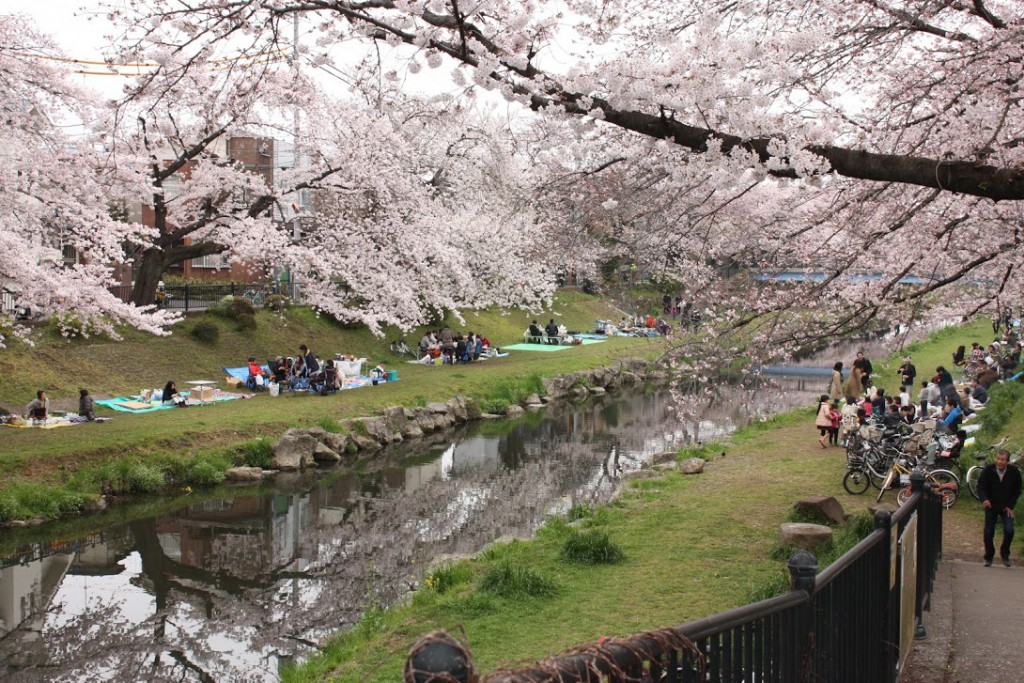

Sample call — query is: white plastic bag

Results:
[268,381,280,397]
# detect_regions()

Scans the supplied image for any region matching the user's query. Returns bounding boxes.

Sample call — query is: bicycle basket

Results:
[859,424,884,441]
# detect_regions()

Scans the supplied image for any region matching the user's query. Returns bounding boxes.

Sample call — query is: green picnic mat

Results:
[504,339,606,352]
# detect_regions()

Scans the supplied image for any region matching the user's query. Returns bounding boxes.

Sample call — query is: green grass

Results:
[559,529,626,564]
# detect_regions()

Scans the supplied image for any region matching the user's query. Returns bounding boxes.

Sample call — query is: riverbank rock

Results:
[82,496,108,513]
[794,496,847,525]
[225,466,265,482]
[322,432,350,455]
[272,431,318,470]
[426,401,449,414]
[525,403,545,412]
[524,393,542,406]
[589,386,607,396]
[679,457,706,474]
[779,523,833,550]
[313,442,342,463]
[648,451,678,466]
[446,397,468,422]
[506,404,525,418]
[480,413,503,419]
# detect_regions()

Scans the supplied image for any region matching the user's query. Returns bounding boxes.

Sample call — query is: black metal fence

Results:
[407,471,944,683]
[107,281,303,312]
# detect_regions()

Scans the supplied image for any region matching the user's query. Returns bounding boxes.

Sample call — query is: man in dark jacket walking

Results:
[978,449,1023,567]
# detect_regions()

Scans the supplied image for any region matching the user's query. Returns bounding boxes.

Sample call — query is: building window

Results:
[191,253,228,269]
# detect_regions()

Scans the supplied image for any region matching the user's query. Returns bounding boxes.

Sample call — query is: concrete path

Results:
[903,558,1024,683]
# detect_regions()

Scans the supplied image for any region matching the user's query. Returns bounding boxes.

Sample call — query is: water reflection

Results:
[0,381,827,682]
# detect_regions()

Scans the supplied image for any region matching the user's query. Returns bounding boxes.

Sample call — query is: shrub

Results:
[425,562,474,595]
[127,464,166,493]
[479,560,558,598]
[190,319,221,345]
[567,503,592,522]
[234,312,257,332]
[264,294,290,312]
[464,399,482,420]
[186,460,226,487]
[559,530,626,565]
[237,438,274,468]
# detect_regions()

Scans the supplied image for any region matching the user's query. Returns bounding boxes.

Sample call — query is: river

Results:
[0,338,895,681]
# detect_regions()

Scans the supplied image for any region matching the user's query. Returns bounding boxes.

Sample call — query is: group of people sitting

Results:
[526,319,569,344]
[595,315,670,337]
[953,338,1022,380]
[21,388,97,423]
[418,328,494,363]
[247,344,362,392]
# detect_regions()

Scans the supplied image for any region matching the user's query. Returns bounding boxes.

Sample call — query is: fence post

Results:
[403,631,475,683]
[910,470,928,640]
[875,508,898,683]
[184,284,190,313]
[231,282,236,296]
[788,550,818,683]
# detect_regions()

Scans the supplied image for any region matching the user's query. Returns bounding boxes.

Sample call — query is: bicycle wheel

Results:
[896,486,912,507]
[927,469,960,509]
[843,468,871,495]
[389,340,409,357]
[966,465,982,500]
[876,469,896,503]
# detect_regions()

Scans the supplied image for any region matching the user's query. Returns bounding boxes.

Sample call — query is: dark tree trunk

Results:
[131,248,167,307]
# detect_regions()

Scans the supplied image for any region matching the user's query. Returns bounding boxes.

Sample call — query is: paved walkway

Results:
[903,558,1024,683]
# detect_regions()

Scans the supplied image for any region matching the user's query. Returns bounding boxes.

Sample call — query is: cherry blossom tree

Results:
[104,0,1024,346]
[0,14,175,345]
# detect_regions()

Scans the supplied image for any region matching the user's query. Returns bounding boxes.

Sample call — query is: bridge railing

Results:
[406,470,943,683]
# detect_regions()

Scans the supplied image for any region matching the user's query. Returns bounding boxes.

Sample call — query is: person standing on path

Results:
[897,356,917,389]
[828,362,844,400]
[852,351,873,389]
[815,395,832,449]
[978,449,1023,567]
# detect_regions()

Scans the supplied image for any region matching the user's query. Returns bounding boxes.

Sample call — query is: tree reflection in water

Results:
[0,382,823,681]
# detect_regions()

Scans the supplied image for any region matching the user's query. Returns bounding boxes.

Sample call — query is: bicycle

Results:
[876,455,959,509]
[389,339,417,358]
[965,437,1024,500]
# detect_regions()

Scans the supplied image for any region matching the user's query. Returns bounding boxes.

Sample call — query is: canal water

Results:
[0,339,895,681]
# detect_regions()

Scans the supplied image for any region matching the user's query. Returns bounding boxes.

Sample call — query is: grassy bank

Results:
[0,291,671,521]
[284,319,999,682]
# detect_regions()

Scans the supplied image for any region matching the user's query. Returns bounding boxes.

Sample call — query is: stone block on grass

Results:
[794,496,847,525]
[779,523,833,550]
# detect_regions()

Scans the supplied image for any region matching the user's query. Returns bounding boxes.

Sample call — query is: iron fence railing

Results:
[107,281,303,312]
[407,470,943,683]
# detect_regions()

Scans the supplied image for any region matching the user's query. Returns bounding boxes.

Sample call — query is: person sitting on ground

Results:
[969,342,985,364]
[247,357,266,390]
[972,381,989,405]
[161,381,187,407]
[25,390,49,422]
[977,364,1000,390]
[272,357,288,383]
[545,318,559,339]
[290,354,305,379]
[299,344,320,377]
[419,332,432,357]
[899,404,916,426]
[938,398,963,432]
[455,335,468,363]
[871,388,886,417]
[952,345,967,367]
[78,388,96,422]
[473,333,483,360]
[883,403,903,430]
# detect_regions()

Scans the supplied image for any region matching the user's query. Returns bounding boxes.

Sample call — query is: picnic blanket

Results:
[4,417,79,429]
[503,339,606,352]
[406,352,509,365]
[97,389,252,413]
[224,365,268,381]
